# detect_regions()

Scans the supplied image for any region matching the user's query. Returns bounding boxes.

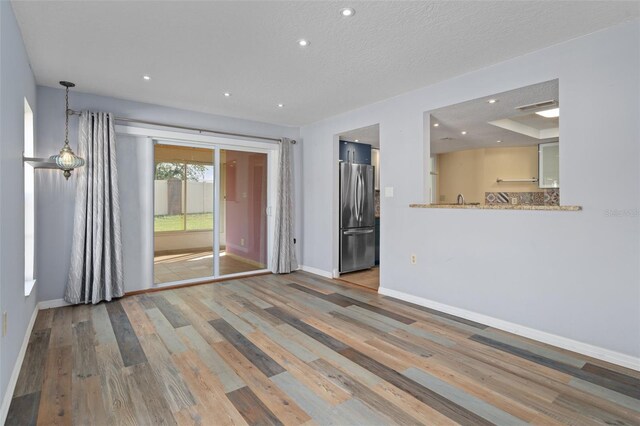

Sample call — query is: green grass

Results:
[154,213,214,232]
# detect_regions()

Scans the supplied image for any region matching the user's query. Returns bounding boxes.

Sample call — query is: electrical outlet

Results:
[2,312,7,336]
[511,197,518,205]
[240,238,245,246]
[410,254,417,265]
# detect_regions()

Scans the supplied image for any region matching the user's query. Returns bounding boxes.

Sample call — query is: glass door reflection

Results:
[219,149,268,275]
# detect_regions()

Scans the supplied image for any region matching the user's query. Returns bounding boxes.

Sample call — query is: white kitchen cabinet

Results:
[372,148,380,191]
[539,142,559,188]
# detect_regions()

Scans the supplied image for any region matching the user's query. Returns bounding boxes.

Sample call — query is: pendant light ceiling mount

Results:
[59,80,75,89]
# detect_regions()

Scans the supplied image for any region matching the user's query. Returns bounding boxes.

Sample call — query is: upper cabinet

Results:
[371,148,380,191]
[339,140,371,165]
[539,141,559,188]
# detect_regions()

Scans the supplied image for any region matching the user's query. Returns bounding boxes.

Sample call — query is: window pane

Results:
[154,162,186,232]
[24,98,35,292]
[154,144,215,285]
[186,164,214,230]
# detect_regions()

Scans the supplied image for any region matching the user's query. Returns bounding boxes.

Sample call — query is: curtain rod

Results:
[66,109,296,144]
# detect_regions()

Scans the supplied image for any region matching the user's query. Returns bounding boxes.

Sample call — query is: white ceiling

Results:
[12,1,639,126]
[431,80,559,154]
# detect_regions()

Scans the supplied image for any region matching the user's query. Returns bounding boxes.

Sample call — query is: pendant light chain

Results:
[64,85,70,147]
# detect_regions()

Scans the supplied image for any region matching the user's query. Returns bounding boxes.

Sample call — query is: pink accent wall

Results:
[224,150,267,265]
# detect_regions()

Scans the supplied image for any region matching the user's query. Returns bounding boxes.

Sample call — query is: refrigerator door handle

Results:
[357,171,363,223]
[356,171,360,224]
[359,170,365,224]
[344,228,374,235]
[355,172,361,223]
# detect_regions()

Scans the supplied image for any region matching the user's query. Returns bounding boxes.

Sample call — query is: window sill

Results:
[409,203,582,211]
[25,279,36,297]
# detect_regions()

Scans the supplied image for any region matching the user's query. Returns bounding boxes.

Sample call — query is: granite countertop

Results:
[409,203,582,211]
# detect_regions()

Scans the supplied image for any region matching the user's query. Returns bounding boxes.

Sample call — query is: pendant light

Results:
[50,81,85,179]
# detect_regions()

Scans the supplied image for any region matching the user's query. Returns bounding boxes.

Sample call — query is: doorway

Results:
[153,141,271,285]
[336,124,380,291]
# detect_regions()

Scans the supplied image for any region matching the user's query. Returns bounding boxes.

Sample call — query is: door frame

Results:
[332,124,381,284]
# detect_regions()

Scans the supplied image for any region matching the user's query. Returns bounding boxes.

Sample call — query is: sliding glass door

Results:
[219,149,269,275]
[153,141,271,285]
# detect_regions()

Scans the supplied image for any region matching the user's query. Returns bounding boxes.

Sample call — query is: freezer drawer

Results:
[340,227,375,273]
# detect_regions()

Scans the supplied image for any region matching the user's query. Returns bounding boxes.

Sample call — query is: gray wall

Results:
[301,20,640,358]
[0,0,38,408]
[35,87,301,300]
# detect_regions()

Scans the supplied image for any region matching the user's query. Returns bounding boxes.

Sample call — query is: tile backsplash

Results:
[485,189,559,206]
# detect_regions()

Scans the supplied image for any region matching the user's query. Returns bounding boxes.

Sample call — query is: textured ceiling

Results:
[12,1,640,126]
[431,80,559,154]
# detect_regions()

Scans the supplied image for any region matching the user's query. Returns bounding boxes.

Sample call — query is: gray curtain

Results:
[65,112,124,304]
[271,138,299,273]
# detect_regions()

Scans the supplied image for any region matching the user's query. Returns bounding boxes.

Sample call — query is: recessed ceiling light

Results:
[497,140,502,143]
[535,108,560,118]
[298,39,309,47]
[224,92,231,97]
[340,8,355,17]
[461,131,467,135]
[433,123,439,127]
[354,139,359,142]
[143,75,151,80]
[487,99,497,104]
[277,103,284,108]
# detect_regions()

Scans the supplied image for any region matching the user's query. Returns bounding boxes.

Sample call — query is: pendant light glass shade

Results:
[50,144,85,179]
[52,81,85,180]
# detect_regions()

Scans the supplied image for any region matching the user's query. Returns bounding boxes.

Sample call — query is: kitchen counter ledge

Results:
[409,203,582,211]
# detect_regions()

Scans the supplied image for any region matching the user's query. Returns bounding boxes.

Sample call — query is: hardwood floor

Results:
[154,250,264,283]
[339,267,380,291]
[7,271,640,425]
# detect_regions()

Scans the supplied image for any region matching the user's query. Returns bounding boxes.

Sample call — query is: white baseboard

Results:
[378,286,640,372]
[299,265,333,279]
[0,305,39,424]
[37,298,71,309]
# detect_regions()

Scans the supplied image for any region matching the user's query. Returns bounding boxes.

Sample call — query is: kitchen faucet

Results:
[457,193,465,205]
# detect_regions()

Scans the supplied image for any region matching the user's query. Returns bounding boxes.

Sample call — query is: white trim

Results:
[378,286,640,372]
[0,305,38,424]
[117,125,277,151]
[299,265,333,279]
[213,147,221,277]
[24,279,36,297]
[37,298,71,309]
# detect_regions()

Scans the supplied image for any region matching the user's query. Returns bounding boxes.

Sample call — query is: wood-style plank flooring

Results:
[339,267,380,291]
[7,271,640,425]
[154,250,263,283]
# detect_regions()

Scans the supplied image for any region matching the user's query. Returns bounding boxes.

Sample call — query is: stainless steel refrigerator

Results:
[340,163,375,273]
